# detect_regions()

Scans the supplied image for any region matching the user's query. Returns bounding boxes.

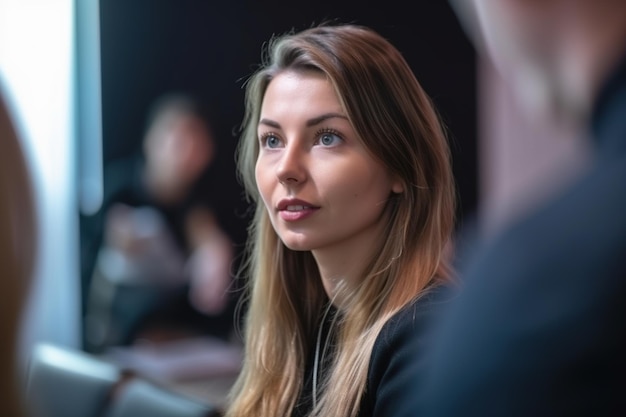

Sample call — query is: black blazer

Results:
[293,284,453,417]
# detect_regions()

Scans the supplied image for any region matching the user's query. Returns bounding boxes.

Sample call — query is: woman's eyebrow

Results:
[306,112,348,127]
[258,118,280,128]
[258,112,348,130]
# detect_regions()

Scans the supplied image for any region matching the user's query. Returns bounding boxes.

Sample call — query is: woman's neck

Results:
[312,218,387,308]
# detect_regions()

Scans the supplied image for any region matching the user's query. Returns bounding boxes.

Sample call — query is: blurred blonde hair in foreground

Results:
[0,84,38,416]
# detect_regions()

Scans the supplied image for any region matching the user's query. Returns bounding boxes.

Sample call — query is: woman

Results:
[225,23,456,417]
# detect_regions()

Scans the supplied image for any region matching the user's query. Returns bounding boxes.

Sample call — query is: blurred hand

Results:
[102,204,186,284]
[186,237,233,315]
[104,203,146,255]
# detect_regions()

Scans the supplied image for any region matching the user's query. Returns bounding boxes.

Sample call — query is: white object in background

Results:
[0,0,81,362]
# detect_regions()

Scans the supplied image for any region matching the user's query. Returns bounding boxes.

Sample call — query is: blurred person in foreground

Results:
[404,1,626,416]
[0,83,37,416]
[222,22,457,417]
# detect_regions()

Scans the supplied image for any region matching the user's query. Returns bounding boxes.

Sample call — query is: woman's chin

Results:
[279,234,315,252]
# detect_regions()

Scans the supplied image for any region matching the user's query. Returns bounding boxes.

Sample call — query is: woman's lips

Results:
[278,205,318,221]
[277,199,319,221]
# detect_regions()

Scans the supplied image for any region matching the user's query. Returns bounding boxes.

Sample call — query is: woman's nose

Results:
[276,143,306,185]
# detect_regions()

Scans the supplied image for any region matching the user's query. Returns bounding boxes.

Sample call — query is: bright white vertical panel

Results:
[0,0,80,357]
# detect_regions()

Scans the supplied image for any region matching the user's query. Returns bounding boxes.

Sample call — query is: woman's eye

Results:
[267,136,280,148]
[261,133,282,148]
[318,131,342,147]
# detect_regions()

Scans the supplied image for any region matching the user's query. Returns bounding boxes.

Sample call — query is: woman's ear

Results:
[391,178,404,194]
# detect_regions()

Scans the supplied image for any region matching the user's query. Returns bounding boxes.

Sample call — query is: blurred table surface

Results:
[104,335,243,408]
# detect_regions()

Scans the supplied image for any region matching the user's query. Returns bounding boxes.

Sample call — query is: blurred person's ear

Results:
[0,84,38,416]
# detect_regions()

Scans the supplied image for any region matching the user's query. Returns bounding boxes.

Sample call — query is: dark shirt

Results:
[292,284,453,417]
[411,51,626,416]
[102,155,216,252]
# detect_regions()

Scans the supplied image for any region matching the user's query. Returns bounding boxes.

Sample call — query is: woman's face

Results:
[255,70,402,255]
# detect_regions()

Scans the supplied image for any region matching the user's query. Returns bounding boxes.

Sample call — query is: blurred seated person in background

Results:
[0,82,38,417]
[85,93,237,353]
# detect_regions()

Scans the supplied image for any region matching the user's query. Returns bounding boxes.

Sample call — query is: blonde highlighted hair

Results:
[226,22,456,417]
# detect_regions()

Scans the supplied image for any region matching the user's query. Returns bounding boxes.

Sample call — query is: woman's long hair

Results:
[225,22,456,417]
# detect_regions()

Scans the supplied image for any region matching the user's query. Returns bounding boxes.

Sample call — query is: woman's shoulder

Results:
[369,283,457,373]
[362,283,456,417]
[377,282,456,346]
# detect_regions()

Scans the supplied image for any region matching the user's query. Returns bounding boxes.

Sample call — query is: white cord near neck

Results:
[312,306,331,408]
